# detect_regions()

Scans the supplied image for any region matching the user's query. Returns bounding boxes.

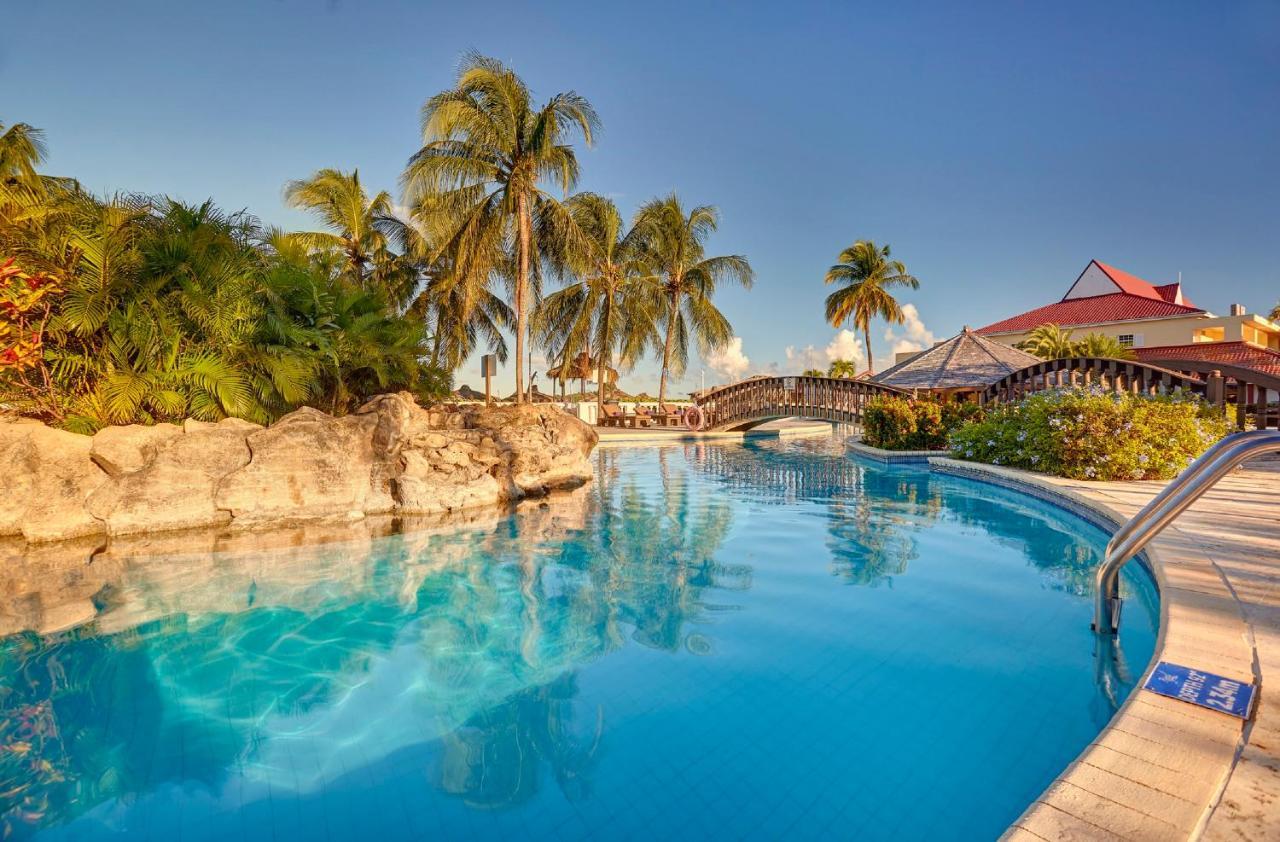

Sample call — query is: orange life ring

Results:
[683,405,706,431]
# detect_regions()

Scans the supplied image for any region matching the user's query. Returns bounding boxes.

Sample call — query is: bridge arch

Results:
[692,375,907,432]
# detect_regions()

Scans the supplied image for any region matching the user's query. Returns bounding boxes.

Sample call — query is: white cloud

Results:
[706,336,751,380]
[784,344,827,372]
[883,304,936,356]
[825,330,865,366]
[783,329,867,374]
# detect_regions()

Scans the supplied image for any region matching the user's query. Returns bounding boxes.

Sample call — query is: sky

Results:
[3,0,1278,395]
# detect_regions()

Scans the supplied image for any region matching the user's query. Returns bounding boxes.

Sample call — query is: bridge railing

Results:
[693,375,907,430]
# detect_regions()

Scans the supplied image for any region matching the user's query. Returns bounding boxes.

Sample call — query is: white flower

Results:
[1016,430,1027,442]
[1138,454,1149,464]
[1085,466,1097,478]
[986,439,996,447]
[965,449,974,457]
[1030,455,1040,464]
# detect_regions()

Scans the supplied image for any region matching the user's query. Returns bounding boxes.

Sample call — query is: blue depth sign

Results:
[1143,661,1255,719]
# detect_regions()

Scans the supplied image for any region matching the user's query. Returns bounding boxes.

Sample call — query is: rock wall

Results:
[0,393,598,544]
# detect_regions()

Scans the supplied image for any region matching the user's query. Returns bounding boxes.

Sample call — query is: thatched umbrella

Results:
[453,384,487,402]
[546,351,618,400]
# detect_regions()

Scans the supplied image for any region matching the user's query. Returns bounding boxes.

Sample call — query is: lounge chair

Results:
[633,405,654,428]
[660,403,685,427]
[600,403,627,427]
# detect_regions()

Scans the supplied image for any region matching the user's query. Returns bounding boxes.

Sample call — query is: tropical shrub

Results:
[1,190,450,432]
[862,395,983,450]
[949,386,1230,480]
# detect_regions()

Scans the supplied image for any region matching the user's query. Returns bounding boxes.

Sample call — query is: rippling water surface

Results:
[0,434,1157,840]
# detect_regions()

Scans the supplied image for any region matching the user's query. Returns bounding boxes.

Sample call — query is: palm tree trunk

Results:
[515,193,531,404]
[863,327,874,375]
[657,284,678,406]
[598,298,612,419]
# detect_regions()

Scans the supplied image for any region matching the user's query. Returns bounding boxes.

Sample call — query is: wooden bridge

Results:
[691,375,906,432]
[691,357,1280,434]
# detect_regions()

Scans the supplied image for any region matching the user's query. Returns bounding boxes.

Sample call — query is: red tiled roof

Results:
[1152,282,1193,307]
[1136,342,1280,377]
[1092,260,1164,300]
[976,293,1204,334]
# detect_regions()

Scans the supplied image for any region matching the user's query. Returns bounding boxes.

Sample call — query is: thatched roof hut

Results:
[871,328,1040,397]
[546,352,617,385]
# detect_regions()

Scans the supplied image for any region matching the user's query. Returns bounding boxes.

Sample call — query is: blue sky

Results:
[3,0,1278,395]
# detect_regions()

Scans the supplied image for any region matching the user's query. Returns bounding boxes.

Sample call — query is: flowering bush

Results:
[862,396,984,450]
[949,386,1230,480]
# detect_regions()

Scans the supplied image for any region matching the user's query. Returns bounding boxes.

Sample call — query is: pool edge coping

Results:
[927,457,1255,841]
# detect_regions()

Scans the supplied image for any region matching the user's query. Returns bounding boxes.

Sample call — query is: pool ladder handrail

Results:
[1094,429,1280,635]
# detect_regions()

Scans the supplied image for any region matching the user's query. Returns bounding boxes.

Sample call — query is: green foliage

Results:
[827,359,858,378]
[1,160,447,430]
[949,386,1230,480]
[1073,332,1136,360]
[802,368,825,377]
[862,395,979,450]
[1018,323,1135,360]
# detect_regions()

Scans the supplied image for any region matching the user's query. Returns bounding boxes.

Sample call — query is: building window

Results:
[1194,327,1226,343]
[1118,334,1134,347]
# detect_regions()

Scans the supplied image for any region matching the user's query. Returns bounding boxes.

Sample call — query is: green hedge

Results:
[862,396,984,450]
[949,386,1230,480]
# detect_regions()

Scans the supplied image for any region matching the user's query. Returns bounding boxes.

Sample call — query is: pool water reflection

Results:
[0,435,1157,840]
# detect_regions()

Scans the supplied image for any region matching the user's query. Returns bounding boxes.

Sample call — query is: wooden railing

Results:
[1142,359,1280,431]
[979,356,1280,431]
[693,375,906,431]
[979,357,1206,405]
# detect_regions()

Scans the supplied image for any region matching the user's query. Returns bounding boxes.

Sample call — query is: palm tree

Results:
[403,52,599,403]
[1073,332,1135,360]
[0,121,46,192]
[284,168,410,295]
[1018,323,1077,359]
[823,241,918,375]
[1270,301,1279,322]
[534,194,660,416]
[827,359,858,379]
[634,194,753,406]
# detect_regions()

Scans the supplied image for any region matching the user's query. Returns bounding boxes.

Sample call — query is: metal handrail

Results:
[1094,429,1280,634]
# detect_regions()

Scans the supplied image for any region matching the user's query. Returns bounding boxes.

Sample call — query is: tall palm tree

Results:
[403,52,599,403]
[634,194,753,406]
[1270,301,1279,322]
[823,241,918,375]
[534,194,660,415]
[284,168,410,295]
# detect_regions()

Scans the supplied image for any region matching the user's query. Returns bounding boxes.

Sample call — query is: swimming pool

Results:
[0,435,1157,840]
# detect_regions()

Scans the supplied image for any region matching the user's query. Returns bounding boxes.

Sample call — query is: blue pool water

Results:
[0,435,1158,840]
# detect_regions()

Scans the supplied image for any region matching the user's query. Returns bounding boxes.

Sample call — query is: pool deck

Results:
[929,457,1279,841]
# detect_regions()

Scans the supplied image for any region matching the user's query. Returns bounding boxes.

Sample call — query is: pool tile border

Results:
[928,458,1259,841]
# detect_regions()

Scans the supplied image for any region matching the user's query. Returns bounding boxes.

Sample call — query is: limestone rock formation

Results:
[1,393,597,544]
[0,421,111,542]
[89,418,258,535]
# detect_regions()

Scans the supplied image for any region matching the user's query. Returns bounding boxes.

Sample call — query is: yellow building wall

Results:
[986,315,1215,350]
